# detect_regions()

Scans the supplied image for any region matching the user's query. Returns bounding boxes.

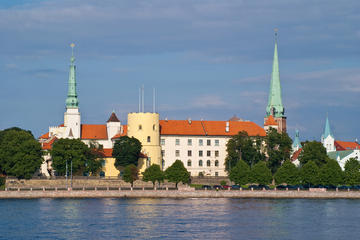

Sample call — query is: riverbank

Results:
[1,189,360,199]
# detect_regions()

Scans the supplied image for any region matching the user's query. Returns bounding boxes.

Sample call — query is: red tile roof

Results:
[39,132,49,139]
[111,125,127,139]
[335,140,360,151]
[102,148,113,158]
[291,148,302,162]
[159,120,266,137]
[81,124,108,140]
[264,115,277,126]
[42,137,57,150]
[107,112,120,122]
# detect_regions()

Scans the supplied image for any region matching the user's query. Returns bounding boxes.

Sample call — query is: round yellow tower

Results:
[127,112,162,173]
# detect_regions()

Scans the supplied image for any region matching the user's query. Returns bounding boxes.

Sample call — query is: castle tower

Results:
[321,115,335,152]
[64,43,81,139]
[264,29,286,133]
[127,112,162,173]
[107,111,121,139]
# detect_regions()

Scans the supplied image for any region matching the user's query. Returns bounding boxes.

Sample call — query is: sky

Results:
[0,0,359,142]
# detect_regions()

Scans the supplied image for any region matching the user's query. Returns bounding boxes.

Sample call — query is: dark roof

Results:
[107,112,120,122]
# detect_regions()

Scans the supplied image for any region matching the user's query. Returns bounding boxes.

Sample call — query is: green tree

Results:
[250,161,273,185]
[142,164,164,188]
[0,128,43,179]
[344,158,360,186]
[51,139,101,176]
[265,128,292,174]
[123,164,138,187]
[318,159,344,186]
[112,136,142,169]
[300,160,319,186]
[165,160,190,188]
[229,159,251,185]
[225,131,265,172]
[274,160,300,185]
[298,141,329,167]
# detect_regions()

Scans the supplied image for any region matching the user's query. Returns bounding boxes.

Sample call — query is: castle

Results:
[39,33,288,177]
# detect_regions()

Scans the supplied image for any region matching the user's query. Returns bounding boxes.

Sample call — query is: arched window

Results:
[153,124,156,130]
[147,136,151,142]
[215,160,219,167]
[199,160,203,167]
[139,125,142,130]
[187,160,192,167]
[207,160,211,167]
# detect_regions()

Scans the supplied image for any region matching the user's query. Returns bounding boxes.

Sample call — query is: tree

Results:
[229,159,251,185]
[225,131,265,172]
[0,128,43,179]
[112,136,142,169]
[165,160,190,188]
[142,164,164,188]
[298,141,329,167]
[274,160,300,185]
[318,159,344,186]
[344,158,360,186]
[300,160,319,186]
[250,161,273,185]
[265,128,292,174]
[123,164,138,187]
[51,139,101,176]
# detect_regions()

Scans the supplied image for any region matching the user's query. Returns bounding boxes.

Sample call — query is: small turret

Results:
[106,111,121,139]
[292,129,302,152]
[321,115,335,152]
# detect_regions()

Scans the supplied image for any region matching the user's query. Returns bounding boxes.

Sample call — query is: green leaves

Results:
[251,161,273,185]
[123,164,139,187]
[274,160,299,185]
[318,159,344,186]
[299,141,329,167]
[229,159,250,185]
[344,158,360,186]
[142,164,164,187]
[165,160,190,188]
[300,161,319,186]
[112,136,142,169]
[0,128,42,179]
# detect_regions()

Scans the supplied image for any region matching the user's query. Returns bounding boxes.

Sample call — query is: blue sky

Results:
[0,0,359,142]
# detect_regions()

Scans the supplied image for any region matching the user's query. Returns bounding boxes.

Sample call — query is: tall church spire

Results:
[266,29,284,117]
[66,43,79,108]
[323,115,333,138]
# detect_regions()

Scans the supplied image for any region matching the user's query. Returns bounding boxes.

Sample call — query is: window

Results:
[138,125,142,130]
[147,136,151,142]
[215,139,219,146]
[147,157,151,168]
[207,160,211,167]
[199,150,203,157]
[188,139,192,146]
[176,150,180,157]
[215,172,218,177]
[161,150,165,156]
[188,150,192,157]
[199,160,203,167]
[207,139,211,146]
[187,160,192,167]
[207,151,211,157]
[199,139,203,146]
[153,124,156,130]
[162,159,165,169]
[215,160,219,167]
[176,139,180,145]
[161,138,165,145]
[215,150,219,157]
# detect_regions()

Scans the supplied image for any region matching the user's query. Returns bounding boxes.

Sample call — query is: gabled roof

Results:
[111,125,127,139]
[291,148,302,162]
[264,115,277,126]
[328,150,354,161]
[159,120,266,137]
[107,112,120,123]
[102,148,113,158]
[229,115,241,121]
[39,132,49,139]
[335,140,360,151]
[42,137,58,150]
[81,124,108,139]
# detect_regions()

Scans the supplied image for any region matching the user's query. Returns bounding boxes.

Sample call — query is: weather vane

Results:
[70,43,75,56]
[274,28,278,37]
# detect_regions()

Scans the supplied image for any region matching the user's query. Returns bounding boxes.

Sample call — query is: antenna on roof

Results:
[142,84,145,112]
[138,88,141,113]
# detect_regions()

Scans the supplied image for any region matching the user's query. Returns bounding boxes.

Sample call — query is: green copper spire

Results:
[66,43,79,108]
[292,129,302,149]
[266,29,284,117]
[323,115,333,138]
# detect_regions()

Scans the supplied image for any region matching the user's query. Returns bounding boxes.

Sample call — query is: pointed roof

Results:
[323,116,333,138]
[68,128,74,138]
[66,43,79,109]
[292,129,302,149]
[229,115,241,122]
[266,31,284,118]
[264,115,277,126]
[107,112,120,122]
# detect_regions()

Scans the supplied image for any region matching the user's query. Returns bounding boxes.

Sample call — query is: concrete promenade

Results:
[1,189,360,199]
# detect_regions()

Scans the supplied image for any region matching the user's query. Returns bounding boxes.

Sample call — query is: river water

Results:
[0,198,359,239]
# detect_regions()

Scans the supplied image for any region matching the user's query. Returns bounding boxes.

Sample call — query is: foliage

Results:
[0,177,5,188]
[250,161,273,185]
[300,160,319,186]
[265,128,292,174]
[274,160,300,185]
[142,164,164,188]
[229,159,251,185]
[299,141,329,167]
[344,158,360,186]
[112,136,142,169]
[0,128,43,179]
[220,180,227,186]
[318,159,344,186]
[51,138,101,176]
[225,131,265,172]
[123,164,139,187]
[165,160,190,188]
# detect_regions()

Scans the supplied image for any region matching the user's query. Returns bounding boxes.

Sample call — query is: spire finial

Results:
[70,43,75,64]
[274,28,278,40]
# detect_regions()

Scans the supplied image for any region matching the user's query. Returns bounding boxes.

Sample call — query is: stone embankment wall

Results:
[1,189,360,199]
[190,177,230,185]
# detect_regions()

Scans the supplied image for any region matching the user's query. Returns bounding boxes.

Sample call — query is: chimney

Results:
[188,118,192,124]
[225,121,230,132]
